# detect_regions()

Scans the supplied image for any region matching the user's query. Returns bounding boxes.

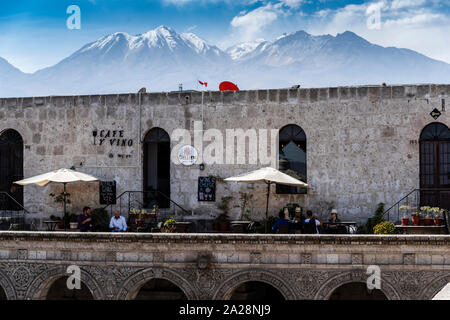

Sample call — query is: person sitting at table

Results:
[272,210,290,234]
[77,206,93,232]
[303,210,321,234]
[109,210,127,232]
[291,207,304,234]
[326,209,341,234]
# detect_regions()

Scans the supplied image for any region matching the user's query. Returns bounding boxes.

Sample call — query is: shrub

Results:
[373,221,396,235]
[362,203,385,234]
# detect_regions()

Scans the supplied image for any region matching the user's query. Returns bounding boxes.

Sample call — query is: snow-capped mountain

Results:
[1,27,450,97]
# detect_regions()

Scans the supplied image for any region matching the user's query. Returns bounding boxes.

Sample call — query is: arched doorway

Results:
[0,286,6,300]
[228,281,285,300]
[277,124,307,194]
[0,129,23,210]
[432,282,450,300]
[329,282,387,300]
[134,279,187,300]
[419,122,450,210]
[143,128,170,208]
[46,276,94,300]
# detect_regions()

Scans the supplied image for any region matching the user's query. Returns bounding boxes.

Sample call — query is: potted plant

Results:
[129,208,140,219]
[421,206,432,226]
[162,218,176,233]
[215,196,232,232]
[150,205,159,218]
[50,215,64,229]
[399,205,411,226]
[411,209,421,226]
[215,213,230,232]
[432,207,444,226]
[69,213,78,229]
[373,221,396,234]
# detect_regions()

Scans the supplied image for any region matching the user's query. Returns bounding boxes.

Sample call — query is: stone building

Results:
[0,84,449,228]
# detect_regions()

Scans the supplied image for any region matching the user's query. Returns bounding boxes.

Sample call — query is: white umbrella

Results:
[225,167,308,232]
[14,168,100,229]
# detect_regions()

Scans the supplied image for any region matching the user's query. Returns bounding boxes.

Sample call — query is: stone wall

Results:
[1,84,450,226]
[0,232,449,300]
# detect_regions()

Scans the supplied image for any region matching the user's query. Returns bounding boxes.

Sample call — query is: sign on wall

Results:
[99,181,116,205]
[178,145,198,166]
[198,176,216,202]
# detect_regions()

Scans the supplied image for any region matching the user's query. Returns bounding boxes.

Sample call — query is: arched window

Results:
[277,125,307,194]
[0,129,23,210]
[419,122,450,209]
[143,128,170,208]
[135,279,187,300]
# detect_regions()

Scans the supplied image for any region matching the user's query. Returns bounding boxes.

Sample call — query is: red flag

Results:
[198,80,208,87]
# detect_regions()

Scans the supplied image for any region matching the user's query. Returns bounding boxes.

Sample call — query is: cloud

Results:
[230,3,283,41]
[390,0,427,10]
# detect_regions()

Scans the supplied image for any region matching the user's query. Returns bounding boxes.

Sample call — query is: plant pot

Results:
[434,218,441,226]
[57,221,65,229]
[219,221,229,232]
[69,222,78,229]
[401,218,409,226]
[423,218,432,226]
[412,216,420,226]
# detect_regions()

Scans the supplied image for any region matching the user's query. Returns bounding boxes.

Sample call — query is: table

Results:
[230,221,252,233]
[43,220,59,231]
[322,221,358,234]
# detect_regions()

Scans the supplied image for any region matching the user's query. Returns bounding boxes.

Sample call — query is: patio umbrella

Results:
[14,168,100,230]
[224,167,308,232]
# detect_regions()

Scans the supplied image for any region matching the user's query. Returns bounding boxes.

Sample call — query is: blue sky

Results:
[1,0,450,73]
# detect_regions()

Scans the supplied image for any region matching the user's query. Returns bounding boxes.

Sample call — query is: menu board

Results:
[198,177,216,202]
[99,181,116,205]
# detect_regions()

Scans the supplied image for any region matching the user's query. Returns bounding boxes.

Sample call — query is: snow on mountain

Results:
[1,28,450,97]
[226,39,268,60]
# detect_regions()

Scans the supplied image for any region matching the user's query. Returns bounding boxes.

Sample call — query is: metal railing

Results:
[382,188,450,233]
[104,190,190,219]
[0,191,29,230]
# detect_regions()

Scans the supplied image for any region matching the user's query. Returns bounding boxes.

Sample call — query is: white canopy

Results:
[14,168,99,187]
[224,167,308,187]
[225,167,307,232]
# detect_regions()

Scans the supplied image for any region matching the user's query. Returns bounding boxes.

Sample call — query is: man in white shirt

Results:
[109,210,127,232]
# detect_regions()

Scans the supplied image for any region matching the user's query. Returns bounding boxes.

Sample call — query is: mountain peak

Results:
[336,31,366,42]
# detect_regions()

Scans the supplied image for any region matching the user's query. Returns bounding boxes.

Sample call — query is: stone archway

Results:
[329,282,387,300]
[116,268,197,300]
[213,270,297,300]
[314,271,400,300]
[0,269,16,300]
[25,266,104,300]
[421,275,450,300]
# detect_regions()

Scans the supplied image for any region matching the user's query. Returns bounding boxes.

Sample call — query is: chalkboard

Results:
[99,181,116,205]
[198,177,215,202]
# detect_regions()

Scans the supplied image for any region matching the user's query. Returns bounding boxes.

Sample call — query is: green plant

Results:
[69,213,78,223]
[91,208,109,232]
[362,203,385,234]
[373,221,396,235]
[49,191,71,205]
[216,196,232,222]
[162,218,176,232]
[49,215,62,221]
[238,192,253,220]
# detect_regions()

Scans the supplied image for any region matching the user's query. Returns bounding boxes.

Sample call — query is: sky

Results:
[1,0,450,73]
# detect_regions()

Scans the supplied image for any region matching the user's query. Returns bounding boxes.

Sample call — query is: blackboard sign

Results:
[99,181,116,205]
[198,177,215,202]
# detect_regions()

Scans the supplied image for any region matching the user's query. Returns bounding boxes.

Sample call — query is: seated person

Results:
[272,210,290,234]
[291,207,304,234]
[303,210,321,234]
[109,210,127,232]
[326,209,341,234]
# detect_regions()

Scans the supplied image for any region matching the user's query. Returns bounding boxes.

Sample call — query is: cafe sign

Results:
[93,129,133,147]
[178,145,198,166]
